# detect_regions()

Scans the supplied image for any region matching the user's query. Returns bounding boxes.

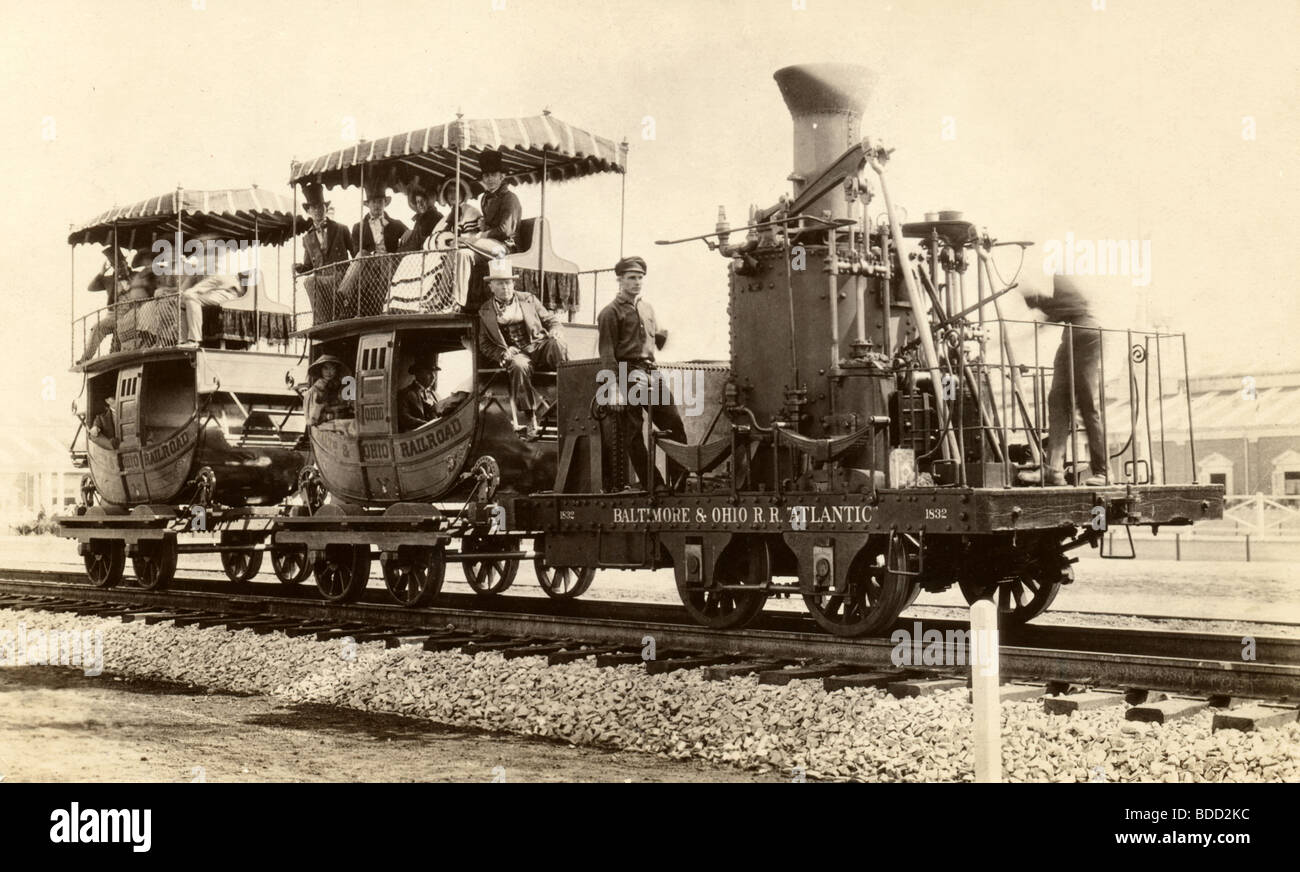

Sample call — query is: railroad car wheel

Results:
[534,559,596,599]
[958,564,1066,626]
[271,546,311,586]
[462,537,520,595]
[803,543,912,637]
[677,537,769,630]
[131,539,178,591]
[219,534,263,583]
[83,540,125,588]
[313,544,371,603]
[381,546,445,607]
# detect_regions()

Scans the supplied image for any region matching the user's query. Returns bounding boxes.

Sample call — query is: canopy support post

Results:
[539,148,548,312]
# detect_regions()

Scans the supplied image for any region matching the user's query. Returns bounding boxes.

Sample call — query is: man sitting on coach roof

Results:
[477,258,566,437]
[176,232,244,345]
[453,149,521,313]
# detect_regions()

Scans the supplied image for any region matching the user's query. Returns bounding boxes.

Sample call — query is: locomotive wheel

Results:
[271,546,311,586]
[534,559,596,599]
[381,546,445,607]
[958,562,1067,626]
[219,533,263,583]
[83,540,125,588]
[802,542,912,638]
[131,538,178,591]
[676,537,769,630]
[462,537,520,595]
[313,544,371,603]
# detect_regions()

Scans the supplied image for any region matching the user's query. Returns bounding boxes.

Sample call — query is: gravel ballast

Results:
[1,607,1297,782]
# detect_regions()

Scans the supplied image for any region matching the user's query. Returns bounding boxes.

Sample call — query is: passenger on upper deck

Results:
[77,247,131,364]
[433,178,482,246]
[305,353,355,427]
[397,185,443,253]
[178,232,243,344]
[477,259,566,437]
[454,150,520,313]
[335,182,408,318]
[295,182,356,322]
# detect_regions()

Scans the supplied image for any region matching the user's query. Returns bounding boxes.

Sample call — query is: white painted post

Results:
[1255,492,1265,536]
[970,598,1001,783]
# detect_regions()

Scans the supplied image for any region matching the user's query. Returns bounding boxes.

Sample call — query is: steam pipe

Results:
[869,156,958,461]
[827,225,841,374]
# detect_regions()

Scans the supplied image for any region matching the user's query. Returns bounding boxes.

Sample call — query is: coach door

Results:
[355,331,400,499]
[115,364,149,502]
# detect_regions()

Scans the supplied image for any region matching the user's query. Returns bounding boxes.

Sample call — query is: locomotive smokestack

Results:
[773,63,876,219]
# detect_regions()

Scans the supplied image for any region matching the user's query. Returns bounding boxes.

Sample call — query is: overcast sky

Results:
[1,0,1296,429]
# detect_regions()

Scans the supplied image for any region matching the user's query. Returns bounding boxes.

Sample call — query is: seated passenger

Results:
[89,398,118,447]
[77,247,132,364]
[396,360,454,432]
[178,232,243,344]
[305,354,355,427]
[398,185,443,253]
[454,150,519,312]
[477,259,567,436]
[432,177,483,248]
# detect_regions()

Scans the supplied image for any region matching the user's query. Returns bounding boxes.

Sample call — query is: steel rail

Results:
[1,572,1297,699]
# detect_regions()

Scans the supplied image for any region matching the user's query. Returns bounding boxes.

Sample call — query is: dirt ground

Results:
[0,666,780,783]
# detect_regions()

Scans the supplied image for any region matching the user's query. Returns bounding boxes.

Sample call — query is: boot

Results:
[1017,466,1066,486]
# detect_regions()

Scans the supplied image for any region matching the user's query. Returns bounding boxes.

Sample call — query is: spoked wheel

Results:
[462,537,520,596]
[83,540,125,588]
[958,559,1069,626]
[270,545,311,586]
[381,546,445,607]
[313,543,372,603]
[534,559,596,599]
[676,537,769,630]
[219,533,263,584]
[131,538,178,591]
[803,536,913,637]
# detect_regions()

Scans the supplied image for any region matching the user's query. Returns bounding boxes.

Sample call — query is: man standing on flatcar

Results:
[1016,274,1108,487]
[596,256,688,490]
[295,182,355,322]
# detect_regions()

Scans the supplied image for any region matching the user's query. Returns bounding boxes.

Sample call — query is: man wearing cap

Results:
[597,256,687,490]
[477,259,566,435]
[452,150,521,312]
[295,182,355,322]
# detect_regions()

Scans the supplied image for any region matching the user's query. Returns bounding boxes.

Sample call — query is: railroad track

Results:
[2,569,1298,711]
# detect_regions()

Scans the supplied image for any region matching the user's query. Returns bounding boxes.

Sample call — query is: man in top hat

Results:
[596,255,687,490]
[452,149,522,312]
[295,181,356,323]
[305,353,354,428]
[336,181,409,318]
[478,259,567,436]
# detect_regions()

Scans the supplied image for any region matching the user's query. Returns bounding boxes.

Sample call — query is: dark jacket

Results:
[297,219,355,273]
[395,381,441,431]
[478,291,559,366]
[479,186,521,249]
[398,208,445,253]
[352,213,409,255]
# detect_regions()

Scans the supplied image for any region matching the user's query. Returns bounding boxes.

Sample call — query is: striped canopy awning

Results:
[290,113,626,195]
[67,188,297,249]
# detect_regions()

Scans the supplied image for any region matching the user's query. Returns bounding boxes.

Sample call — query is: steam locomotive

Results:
[60,64,1224,636]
